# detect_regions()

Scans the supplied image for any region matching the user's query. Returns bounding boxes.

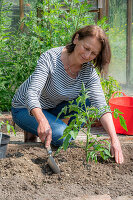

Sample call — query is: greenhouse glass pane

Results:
[1,0,32,33]
[108,0,127,84]
[88,0,98,9]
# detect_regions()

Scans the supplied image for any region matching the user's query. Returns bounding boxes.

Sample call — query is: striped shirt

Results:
[12,46,109,117]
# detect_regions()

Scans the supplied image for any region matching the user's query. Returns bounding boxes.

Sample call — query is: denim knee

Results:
[51,122,67,146]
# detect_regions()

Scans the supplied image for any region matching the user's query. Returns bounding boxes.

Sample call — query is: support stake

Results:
[19,0,24,31]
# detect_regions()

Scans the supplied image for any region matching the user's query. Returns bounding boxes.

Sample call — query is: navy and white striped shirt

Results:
[12,46,108,117]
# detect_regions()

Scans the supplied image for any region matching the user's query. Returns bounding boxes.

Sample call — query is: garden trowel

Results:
[46,145,60,174]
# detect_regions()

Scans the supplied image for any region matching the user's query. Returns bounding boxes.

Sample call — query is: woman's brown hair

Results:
[66,25,111,72]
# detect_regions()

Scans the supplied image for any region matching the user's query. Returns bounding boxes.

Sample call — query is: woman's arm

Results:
[31,108,52,148]
[26,53,52,147]
[100,112,124,164]
[25,52,50,114]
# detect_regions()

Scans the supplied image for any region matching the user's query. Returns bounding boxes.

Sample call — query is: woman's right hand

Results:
[37,118,52,148]
[31,108,52,148]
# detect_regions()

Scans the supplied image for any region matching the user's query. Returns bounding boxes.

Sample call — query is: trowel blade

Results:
[47,155,60,174]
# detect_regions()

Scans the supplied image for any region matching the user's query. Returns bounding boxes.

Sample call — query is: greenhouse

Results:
[0,1,133,200]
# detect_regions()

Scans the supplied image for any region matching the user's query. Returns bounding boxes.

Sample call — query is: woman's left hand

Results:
[100,113,124,164]
[110,137,124,164]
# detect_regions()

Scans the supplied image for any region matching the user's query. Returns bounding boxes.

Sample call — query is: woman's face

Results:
[73,35,101,65]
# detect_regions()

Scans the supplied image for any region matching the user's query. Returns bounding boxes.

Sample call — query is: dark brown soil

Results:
[0,142,133,200]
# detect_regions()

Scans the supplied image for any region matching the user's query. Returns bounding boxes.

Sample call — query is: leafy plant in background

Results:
[97,16,110,32]
[0,1,14,111]
[0,120,16,136]
[0,0,123,112]
[0,119,16,147]
[100,76,122,104]
[0,0,96,111]
[25,0,94,50]
[0,113,16,141]
[0,32,41,111]
[56,83,127,163]
[0,1,12,37]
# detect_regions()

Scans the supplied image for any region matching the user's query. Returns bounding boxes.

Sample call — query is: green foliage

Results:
[0,1,12,37]
[100,76,122,105]
[113,108,128,132]
[0,112,16,135]
[0,120,16,135]
[25,0,94,49]
[57,83,128,163]
[97,16,110,32]
[86,136,111,163]
[0,0,118,112]
[0,0,96,111]
[57,83,112,163]
[0,33,41,111]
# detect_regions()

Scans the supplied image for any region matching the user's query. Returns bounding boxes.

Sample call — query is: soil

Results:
[0,141,133,200]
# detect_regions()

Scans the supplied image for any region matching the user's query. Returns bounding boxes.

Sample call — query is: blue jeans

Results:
[11,99,91,146]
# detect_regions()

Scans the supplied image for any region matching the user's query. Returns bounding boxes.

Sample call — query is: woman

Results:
[11,25,124,164]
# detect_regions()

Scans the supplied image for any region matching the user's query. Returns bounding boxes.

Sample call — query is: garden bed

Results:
[0,141,133,200]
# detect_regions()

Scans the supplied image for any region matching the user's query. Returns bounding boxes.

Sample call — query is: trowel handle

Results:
[44,140,52,154]
[46,145,52,155]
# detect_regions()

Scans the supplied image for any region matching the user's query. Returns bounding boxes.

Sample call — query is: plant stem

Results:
[86,127,90,158]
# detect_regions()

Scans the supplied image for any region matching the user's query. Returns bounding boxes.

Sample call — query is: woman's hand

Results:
[31,108,52,148]
[110,137,124,164]
[100,112,124,164]
[37,118,52,148]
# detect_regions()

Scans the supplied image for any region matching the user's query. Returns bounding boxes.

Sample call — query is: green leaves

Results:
[63,134,71,151]
[113,108,128,131]
[56,106,68,119]
[87,151,97,163]
[69,130,78,140]
[0,121,4,129]
[86,136,111,163]
[1,0,92,111]
[56,82,112,164]
[0,0,109,111]
[0,33,41,111]
[0,120,16,136]
[114,108,123,117]
[118,115,128,132]
[101,76,122,105]
[6,121,11,133]
[100,151,110,161]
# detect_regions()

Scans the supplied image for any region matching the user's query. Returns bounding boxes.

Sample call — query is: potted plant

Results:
[56,83,127,163]
[0,115,16,159]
